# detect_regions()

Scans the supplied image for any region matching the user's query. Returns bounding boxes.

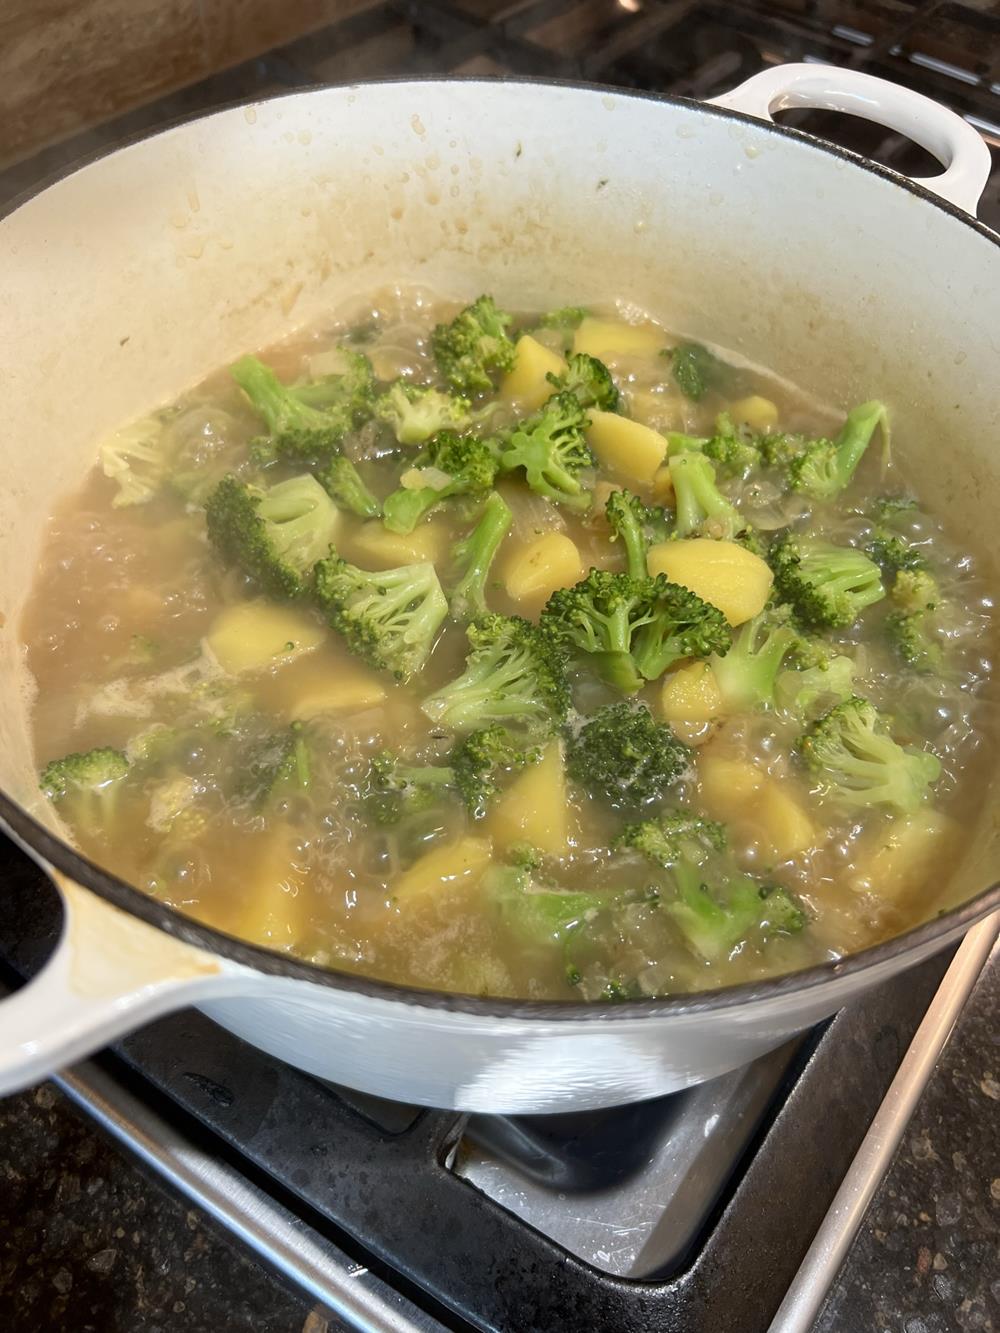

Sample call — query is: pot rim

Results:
[3,75,998,1023]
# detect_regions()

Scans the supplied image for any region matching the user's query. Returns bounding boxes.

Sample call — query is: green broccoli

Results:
[800,695,941,813]
[786,401,889,501]
[615,813,805,961]
[497,390,595,511]
[565,701,689,808]
[316,456,381,519]
[451,725,541,818]
[205,473,340,599]
[546,352,619,411]
[709,604,801,711]
[313,553,448,681]
[374,381,473,446]
[669,451,742,540]
[884,568,945,673]
[431,295,516,394]
[382,431,500,534]
[362,749,454,825]
[668,342,732,401]
[486,857,608,944]
[870,494,918,522]
[604,489,671,579]
[40,747,130,832]
[99,414,175,508]
[450,492,514,621]
[539,306,588,331]
[239,722,311,807]
[769,532,885,630]
[231,353,374,465]
[421,614,569,735]
[866,528,929,575]
[667,413,762,479]
[543,570,731,691]
[775,654,857,719]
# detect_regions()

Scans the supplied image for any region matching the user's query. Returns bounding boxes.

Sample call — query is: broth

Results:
[22,288,997,1000]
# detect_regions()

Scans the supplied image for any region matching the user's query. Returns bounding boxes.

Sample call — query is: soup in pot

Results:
[23,290,996,1000]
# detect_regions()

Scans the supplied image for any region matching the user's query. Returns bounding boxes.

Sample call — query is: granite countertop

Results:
[0,949,996,1332]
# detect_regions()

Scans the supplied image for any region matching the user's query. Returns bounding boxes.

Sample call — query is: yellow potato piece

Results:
[647,539,773,626]
[698,754,764,822]
[205,601,326,675]
[850,811,959,902]
[393,837,493,907]
[756,783,815,861]
[501,334,566,411]
[586,411,668,485]
[573,317,664,362]
[504,533,584,604]
[650,464,675,506]
[225,831,309,950]
[349,520,449,569]
[661,661,724,723]
[285,657,387,720]
[729,395,779,432]
[489,742,569,856]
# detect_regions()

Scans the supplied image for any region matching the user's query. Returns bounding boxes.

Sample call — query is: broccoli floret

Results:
[421,614,569,735]
[431,295,516,394]
[669,451,742,540]
[99,414,175,508]
[382,431,500,534]
[866,527,929,574]
[486,858,608,944]
[709,604,800,711]
[497,390,594,511]
[539,306,588,331]
[231,353,374,465]
[205,473,340,599]
[542,569,653,693]
[667,413,763,480]
[786,401,889,501]
[775,654,857,719]
[769,532,885,630]
[363,749,454,825]
[870,494,918,522]
[451,725,541,818]
[544,570,731,690]
[374,381,473,446]
[800,696,941,814]
[668,342,731,401]
[885,569,945,673]
[605,489,671,579]
[316,456,381,519]
[40,747,130,832]
[313,553,448,681]
[616,813,805,961]
[546,352,619,411]
[239,722,311,807]
[450,492,514,621]
[565,701,689,807]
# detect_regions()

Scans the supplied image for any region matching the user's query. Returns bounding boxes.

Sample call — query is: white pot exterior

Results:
[1,77,998,1112]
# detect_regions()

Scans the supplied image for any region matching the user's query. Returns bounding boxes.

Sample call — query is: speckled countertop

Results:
[0,949,996,1333]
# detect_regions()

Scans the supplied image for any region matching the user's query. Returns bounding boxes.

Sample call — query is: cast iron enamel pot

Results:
[1,65,998,1112]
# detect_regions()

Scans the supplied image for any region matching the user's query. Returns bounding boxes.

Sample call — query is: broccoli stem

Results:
[450,493,514,620]
[318,456,381,519]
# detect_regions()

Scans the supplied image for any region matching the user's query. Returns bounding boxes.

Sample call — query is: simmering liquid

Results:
[22,288,996,1000]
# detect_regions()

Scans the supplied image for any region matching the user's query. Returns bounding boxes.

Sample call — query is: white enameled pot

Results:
[1,66,998,1113]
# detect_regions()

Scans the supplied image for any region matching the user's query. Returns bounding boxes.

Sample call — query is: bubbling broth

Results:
[22,288,997,1001]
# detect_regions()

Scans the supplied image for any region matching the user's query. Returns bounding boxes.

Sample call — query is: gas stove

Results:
[1,3,998,1330]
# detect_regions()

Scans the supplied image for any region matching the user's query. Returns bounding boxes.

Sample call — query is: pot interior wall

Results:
[2,81,999,916]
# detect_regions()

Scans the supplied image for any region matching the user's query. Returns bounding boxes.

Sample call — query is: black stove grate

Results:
[0,839,953,1333]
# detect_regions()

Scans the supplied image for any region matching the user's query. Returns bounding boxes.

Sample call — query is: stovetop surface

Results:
[1,2,999,1330]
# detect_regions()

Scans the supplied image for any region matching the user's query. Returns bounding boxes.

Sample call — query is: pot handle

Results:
[708,63,991,215]
[0,872,255,1098]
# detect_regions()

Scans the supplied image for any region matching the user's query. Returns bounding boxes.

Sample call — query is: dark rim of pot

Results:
[2,76,998,1023]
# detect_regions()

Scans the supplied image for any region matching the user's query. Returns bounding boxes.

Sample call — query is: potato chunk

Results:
[503,533,584,604]
[698,754,765,820]
[660,661,724,723]
[729,395,779,432]
[393,837,493,908]
[285,656,387,720]
[349,520,449,569]
[757,784,815,860]
[501,334,566,411]
[849,811,958,903]
[573,318,664,362]
[205,602,326,675]
[489,742,570,856]
[647,539,772,626]
[227,830,309,949]
[586,411,668,484]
